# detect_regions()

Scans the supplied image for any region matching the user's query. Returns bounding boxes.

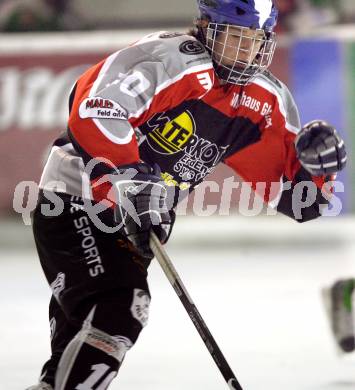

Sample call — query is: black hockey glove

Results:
[295,120,347,176]
[112,163,175,259]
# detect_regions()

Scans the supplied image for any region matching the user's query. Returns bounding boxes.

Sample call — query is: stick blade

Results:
[228,378,242,390]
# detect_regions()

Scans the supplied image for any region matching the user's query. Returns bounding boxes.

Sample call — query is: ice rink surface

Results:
[1,218,355,390]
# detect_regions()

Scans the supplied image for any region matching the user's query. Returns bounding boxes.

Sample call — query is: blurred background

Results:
[0,1,354,389]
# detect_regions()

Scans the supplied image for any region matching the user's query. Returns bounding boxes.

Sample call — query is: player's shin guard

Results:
[55,307,132,390]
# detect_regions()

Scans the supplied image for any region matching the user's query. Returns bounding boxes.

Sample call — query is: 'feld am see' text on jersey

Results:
[39,31,328,221]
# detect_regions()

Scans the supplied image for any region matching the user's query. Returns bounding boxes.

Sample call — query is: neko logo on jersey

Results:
[147,111,195,155]
[79,97,128,120]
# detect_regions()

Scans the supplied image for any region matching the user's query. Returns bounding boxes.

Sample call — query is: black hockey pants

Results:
[32,191,151,388]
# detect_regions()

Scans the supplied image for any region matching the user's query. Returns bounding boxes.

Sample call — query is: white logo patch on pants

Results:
[51,272,66,301]
[130,288,150,327]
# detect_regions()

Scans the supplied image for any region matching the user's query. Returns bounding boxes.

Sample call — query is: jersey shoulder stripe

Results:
[68,31,214,163]
[133,31,213,79]
[71,31,214,131]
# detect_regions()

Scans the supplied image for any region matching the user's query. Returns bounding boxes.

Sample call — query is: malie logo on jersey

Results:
[79,97,128,120]
[147,111,195,155]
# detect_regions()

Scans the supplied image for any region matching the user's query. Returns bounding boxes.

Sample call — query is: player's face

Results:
[210,26,265,70]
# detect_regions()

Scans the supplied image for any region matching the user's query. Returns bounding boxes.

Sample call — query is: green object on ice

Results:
[343,279,355,312]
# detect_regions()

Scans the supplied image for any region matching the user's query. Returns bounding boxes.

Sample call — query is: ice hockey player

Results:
[323,278,355,353]
[27,0,347,389]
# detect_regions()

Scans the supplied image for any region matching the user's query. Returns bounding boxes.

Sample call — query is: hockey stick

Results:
[150,232,243,390]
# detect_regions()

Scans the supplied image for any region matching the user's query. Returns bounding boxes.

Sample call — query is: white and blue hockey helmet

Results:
[197,0,278,85]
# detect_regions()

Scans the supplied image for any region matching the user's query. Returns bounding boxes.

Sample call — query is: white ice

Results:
[0,217,354,390]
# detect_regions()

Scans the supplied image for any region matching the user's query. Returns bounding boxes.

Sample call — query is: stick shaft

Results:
[150,232,243,390]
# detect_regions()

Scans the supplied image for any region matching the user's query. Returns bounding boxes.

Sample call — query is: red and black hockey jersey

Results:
[40,31,328,221]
